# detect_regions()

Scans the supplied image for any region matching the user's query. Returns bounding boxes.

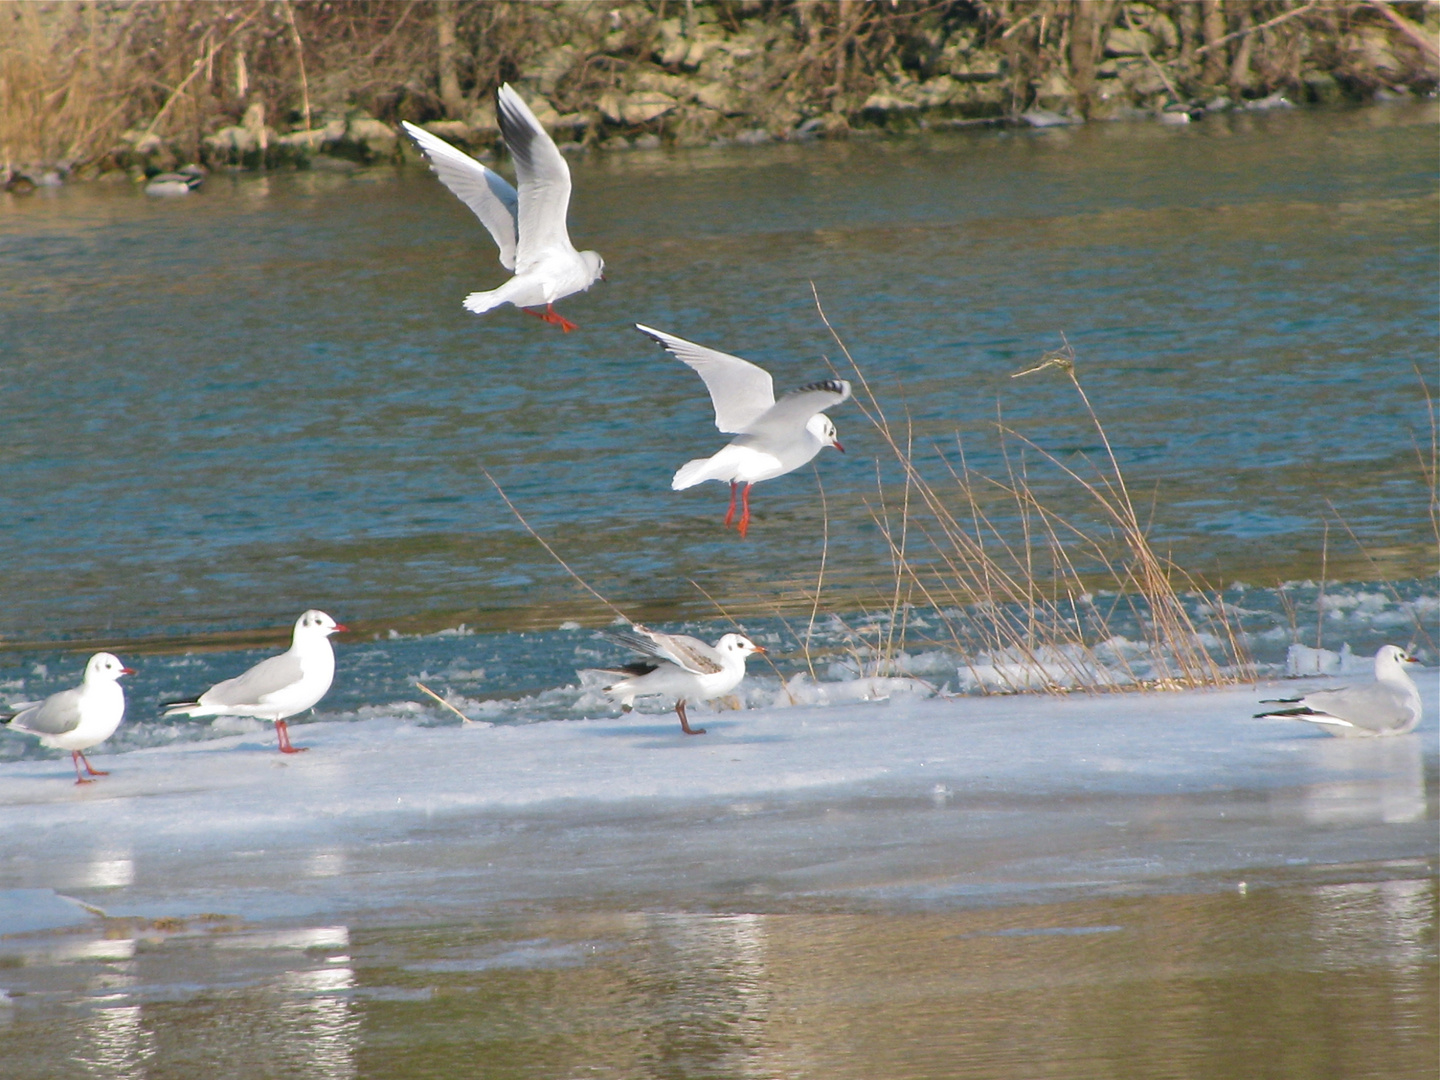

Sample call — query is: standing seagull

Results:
[402,85,604,331]
[1255,645,1423,737]
[2,653,134,784]
[163,610,345,753]
[637,324,851,537]
[586,624,765,735]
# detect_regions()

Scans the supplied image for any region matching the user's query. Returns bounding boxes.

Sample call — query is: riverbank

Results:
[3,1,1437,188]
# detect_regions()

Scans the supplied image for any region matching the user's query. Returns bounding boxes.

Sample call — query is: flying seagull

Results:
[586,624,764,735]
[402,84,604,332]
[1255,645,1423,737]
[636,324,851,537]
[163,610,345,753]
[2,652,134,784]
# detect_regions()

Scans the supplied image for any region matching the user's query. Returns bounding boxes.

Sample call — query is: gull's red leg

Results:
[71,752,94,785]
[275,719,307,754]
[676,699,706,736]
[540,304,578,332]
[737,484,753,539]
[78,750,108,777]
[524,305,579,333]
[723,480,738,528]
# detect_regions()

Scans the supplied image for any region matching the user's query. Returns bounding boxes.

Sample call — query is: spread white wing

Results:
[402,121,519,270]
[745,379,851,437]
[635,324,776,434]
[497,84,576,271]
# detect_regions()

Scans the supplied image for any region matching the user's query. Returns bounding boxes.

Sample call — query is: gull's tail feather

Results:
[672,457,719,490]
[463,287,512,315]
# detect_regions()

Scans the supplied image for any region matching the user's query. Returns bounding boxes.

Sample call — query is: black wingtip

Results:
[793,378,848,396]
[616,661,659,678]
[1254,706,1312,719]
[497,88,536,169]
[161,698,200,710]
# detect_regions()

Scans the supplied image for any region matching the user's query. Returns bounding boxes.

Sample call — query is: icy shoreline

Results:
[2,669,1434,936]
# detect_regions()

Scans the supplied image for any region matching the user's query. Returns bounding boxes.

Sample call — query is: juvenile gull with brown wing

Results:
[585,625,764,735]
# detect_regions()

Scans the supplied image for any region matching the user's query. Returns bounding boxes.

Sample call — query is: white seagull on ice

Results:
[2,652,134,784]
[636,324,851,538]
[162,610,345,753]
[586,624,765,735]
[1255,645,1423,737]
[402,84,604,332]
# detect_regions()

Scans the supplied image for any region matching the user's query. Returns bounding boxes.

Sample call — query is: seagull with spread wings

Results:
[402,84,603,332]
[636,324,851,537]
[585,624,764,736]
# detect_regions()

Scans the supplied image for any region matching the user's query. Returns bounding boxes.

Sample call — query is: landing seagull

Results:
[2,652,134,784]
[636,324,851,537]
[586,624,764,735]
[402,85,604,332]
[163,610,345,753]
[1255,644,1423,737]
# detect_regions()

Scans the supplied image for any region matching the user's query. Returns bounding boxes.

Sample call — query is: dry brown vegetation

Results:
[2,1,1436,182]
[803,297,1253,694]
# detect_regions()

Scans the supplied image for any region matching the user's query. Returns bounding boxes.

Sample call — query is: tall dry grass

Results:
[811,292,1253,694]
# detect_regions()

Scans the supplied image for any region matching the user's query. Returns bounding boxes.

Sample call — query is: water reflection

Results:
[278,966,361,1080]
[1309,878,1434,974]
[1271,735,1427,825]
[77,1001,155,1080]
[0,882,1433,1079]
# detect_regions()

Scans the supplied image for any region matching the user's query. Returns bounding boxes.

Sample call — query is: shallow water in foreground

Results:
[2,872,1435,1080]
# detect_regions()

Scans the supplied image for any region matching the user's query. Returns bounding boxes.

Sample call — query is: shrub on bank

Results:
[1,1,1435,188]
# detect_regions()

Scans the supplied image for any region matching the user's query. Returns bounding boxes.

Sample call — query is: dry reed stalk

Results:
[481,469,630,624]
[1322,500,1437,655]
[414,680,475,725]
[1415,364,1440,549]
[811,285,1249,694]
[801,464,832,681]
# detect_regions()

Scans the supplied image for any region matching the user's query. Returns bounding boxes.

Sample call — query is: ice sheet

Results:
[0,668,1433,933]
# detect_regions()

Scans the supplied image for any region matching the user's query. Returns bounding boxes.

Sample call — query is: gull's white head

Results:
[581,250,605,285]
[294,610,346,640]
[716,634,765,663]
[84,652,135,683]
[806,414,843,453]
[1376,645,1419,677]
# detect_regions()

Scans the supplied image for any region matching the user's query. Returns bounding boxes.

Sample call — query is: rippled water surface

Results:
[2,103,1437,1079]
[1,103,1435,645]
[2,871,1435,1079]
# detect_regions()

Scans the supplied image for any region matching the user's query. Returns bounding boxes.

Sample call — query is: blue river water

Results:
[0,102,1435,697]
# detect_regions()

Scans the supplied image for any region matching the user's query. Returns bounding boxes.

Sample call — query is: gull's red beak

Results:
[334,624,349,634]
[754,645,767,654]
[833,439,845,453]
[120,667,136,676]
